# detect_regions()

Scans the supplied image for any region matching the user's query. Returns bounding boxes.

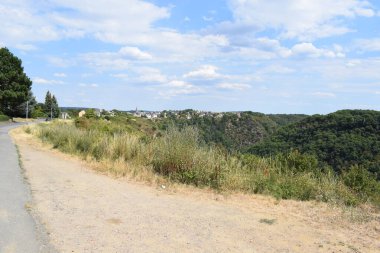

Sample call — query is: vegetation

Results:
[249,110,380,179]
[29,118,380,208]
[0,113,9,121]
[31,103,47,118]
[0,48,33,117]
[44,91,60,118]
[158,110,307,152]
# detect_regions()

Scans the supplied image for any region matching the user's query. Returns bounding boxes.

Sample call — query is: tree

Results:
[44,91,60,118]
[51,95,60,118]
[31,103,47,118]
[44,91,52,116]
[0,47,32,117]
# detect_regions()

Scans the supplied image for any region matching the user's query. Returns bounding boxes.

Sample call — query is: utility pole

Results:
[26,101,29,119]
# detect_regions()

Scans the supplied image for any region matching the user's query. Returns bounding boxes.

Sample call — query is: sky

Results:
[1,0,380,114]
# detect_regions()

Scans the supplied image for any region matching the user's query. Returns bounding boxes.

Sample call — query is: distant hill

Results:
[248,110,380,177]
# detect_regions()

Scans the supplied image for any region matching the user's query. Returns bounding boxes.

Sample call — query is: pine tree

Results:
[44,91,60,118]
[51,95,60,118]
[0,48,32,117]
[44,91,52,118]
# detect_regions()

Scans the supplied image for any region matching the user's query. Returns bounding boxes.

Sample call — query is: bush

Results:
[342,165,380,206]
[0,114,9,121]
[152,126,224,188]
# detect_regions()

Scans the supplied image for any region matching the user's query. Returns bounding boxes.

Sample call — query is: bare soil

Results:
[11,129,380,253]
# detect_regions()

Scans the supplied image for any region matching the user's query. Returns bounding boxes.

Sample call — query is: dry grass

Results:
[24,121,380,210]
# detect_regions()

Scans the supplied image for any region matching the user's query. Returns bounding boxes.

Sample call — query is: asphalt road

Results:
[0,123,43,253]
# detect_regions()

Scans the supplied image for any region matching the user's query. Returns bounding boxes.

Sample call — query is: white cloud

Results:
[33,77,64,85]
[0,1,229,63]
[184,65,222,80]
[15,44,37,51]
[111,73,129,80]
[81,51,129,70]
[254,38,292,58]
[228,0,375,40]
[375,91,380,95]
[79,83,99,88]
[355,38,380,52]
[158,80,205,99]
[216,83,251,91]
[133,67,167,83]
[119,46,152,60]
[291,43,344,58]
[47,56,74,68]
[346,59,362,67]
[54,72,67,78]
[81,46,153,70]
[312,92,336,98]
[203,16,213,22]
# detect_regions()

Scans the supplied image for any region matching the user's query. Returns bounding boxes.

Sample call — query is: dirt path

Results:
[12,130,380,253]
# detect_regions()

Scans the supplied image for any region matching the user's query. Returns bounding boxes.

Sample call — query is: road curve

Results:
[0,123,42,253]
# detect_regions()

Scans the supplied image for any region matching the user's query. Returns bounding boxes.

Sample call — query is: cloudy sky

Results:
[1,0,380,114]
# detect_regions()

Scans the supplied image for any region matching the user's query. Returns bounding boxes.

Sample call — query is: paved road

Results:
[0,123,42,253]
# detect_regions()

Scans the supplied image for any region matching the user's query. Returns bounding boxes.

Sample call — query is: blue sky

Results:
[1,0,380,114]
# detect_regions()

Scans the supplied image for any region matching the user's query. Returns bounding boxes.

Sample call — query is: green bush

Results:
[152,126,224,188]
[0,114,9,121]
[342,165,380,206]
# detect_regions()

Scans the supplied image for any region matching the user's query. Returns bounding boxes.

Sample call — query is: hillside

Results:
[159,111,307,151]
[248,110,380,177]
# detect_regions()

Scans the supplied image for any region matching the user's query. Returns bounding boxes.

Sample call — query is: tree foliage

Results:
[44,91,60,118]
[159,111,307,152]
[249,110,380,178]
[0,47,32,117]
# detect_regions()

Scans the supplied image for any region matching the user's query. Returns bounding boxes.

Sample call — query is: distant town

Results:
[60,107,245,120]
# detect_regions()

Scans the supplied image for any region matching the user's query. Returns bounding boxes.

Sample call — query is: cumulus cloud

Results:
[119,46,152,60]
[184,65,222,80]
[228,0,375,40]
[291,43,344,58]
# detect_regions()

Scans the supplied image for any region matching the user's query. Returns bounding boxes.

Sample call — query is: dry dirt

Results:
[11,129,380,253]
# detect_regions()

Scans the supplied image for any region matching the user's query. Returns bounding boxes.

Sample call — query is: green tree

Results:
[31,103,47,118]
[51,95,60,118]
[44,91,52,117]
[85,109,96,119]
[0,47,32,117]
[44,91,60,118]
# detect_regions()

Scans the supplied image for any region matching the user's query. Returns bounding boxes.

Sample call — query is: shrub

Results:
[342,165,380,206]
[152,126,224,188]
[0,114,9,121]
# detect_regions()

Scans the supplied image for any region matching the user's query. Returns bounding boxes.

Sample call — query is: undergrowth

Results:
[28,120,380,208]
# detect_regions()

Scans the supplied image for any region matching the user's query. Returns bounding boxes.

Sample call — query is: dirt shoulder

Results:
[11,128,380,253]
